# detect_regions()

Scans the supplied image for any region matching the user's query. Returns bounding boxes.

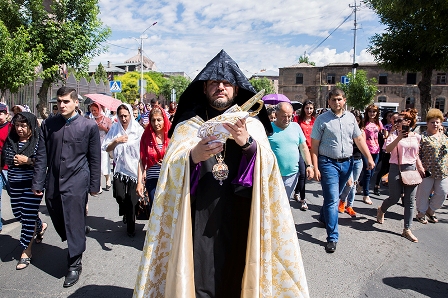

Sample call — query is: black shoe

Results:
[85,226,92,235]
[105,184,111,191]
[374,186,380,195]
[325,241,337,253]
[123,215,127,224]
[127,231,136,238]
[63,268,82,288]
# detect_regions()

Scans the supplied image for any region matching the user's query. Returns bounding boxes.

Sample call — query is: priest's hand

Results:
[223,118,249,147]
[191,135,224,164]
[33,189,44,196]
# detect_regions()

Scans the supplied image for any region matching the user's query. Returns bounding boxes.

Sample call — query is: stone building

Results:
[279,62,447,113]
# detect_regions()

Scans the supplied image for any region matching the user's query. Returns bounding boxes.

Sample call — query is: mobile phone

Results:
[425,170,432,178]
[401,125,410,137]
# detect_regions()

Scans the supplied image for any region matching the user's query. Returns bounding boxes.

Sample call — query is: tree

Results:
[364,0,448,119]
[298,55,316,66]
[115,72,140,103]
[249,77,275,94]
[336,70,378,110]
[93,63,108,84]
[7,0,111,117]
[160,75,191,102]
[0,21,43,99]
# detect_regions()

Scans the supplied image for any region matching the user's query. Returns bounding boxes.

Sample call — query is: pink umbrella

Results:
[262,93,291,105]
[84,94,123,111]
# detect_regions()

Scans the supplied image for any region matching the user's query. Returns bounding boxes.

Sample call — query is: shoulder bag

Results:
[396,143,422,186]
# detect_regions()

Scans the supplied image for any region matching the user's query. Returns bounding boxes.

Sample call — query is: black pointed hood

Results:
[169,50,272,137]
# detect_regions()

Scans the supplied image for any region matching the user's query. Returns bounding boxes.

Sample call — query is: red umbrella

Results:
[84,94,123,111]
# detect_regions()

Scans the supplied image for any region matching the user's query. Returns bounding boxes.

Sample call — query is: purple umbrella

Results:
[262,93,290,105]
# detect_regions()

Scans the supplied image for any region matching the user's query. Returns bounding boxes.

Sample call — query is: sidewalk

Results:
[1,180,447,297]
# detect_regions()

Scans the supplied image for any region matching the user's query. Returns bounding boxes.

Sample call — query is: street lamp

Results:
[138,21,157,102]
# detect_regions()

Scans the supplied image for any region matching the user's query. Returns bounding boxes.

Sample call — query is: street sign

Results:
[341,76,350,85]
[110,81,122,93]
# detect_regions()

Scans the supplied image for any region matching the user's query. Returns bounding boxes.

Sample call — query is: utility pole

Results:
[349,1,361,77]
[138,22,157,103]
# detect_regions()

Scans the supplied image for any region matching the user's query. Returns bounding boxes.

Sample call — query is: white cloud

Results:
[94,0,381,78]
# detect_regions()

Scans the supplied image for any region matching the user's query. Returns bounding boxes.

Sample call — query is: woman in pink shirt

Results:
[376,109,424,242]
[360,104,383,205]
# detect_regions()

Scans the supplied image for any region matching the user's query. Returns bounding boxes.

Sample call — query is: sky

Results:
[93,0,385,79]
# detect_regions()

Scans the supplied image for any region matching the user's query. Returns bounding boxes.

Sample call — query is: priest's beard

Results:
[207,95,235,110]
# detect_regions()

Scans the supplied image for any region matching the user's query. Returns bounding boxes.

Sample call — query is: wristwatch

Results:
[306,164,315,169]
[241,135,253,149]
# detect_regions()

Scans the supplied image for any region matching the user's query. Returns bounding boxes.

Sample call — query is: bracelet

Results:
[306,164,314,169]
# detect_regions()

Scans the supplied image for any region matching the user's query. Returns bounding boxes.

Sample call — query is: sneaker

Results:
[338,200,346,213]
[345,206,357,217]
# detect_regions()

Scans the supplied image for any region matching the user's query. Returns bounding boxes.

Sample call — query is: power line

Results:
[307,12,354,55]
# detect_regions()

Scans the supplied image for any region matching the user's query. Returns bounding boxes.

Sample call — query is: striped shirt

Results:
[145,144,163,179]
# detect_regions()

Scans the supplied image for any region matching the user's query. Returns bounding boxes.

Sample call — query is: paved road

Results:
[1,178,447,297]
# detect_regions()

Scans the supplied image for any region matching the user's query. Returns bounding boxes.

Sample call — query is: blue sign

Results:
[110,81,122,93]
[341,76,350,85]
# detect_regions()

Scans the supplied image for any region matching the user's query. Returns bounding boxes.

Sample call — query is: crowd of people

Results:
[0,51,447,297]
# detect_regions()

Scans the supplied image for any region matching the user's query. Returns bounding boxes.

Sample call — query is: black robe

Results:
[32,114,101,258]
[191,107,253,298]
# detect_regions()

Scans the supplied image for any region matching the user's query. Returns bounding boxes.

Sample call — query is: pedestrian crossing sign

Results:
[110,81,122,93]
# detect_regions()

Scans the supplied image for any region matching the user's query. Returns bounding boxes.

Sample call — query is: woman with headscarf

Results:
[89,103,112,191]
[102,104,144,237]
[136,106,171,213]
[2,112,46,270]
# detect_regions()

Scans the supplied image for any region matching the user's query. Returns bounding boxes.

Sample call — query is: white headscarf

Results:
[101,103,144,182]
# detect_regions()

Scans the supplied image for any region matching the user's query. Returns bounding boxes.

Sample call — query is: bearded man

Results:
[134,50,309,298]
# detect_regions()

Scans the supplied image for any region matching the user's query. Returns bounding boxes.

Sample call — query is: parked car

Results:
[412,121,448,136]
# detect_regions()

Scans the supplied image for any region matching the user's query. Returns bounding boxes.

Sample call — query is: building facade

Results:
[279,62,447,113]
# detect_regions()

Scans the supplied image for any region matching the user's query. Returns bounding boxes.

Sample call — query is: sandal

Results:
[300,200,308,211]
[363,196,373,205]
[416,215,428,224]
[16,257,31,270]
[34,223,48,244]
[426,213,438,223]
[376,207,385,224]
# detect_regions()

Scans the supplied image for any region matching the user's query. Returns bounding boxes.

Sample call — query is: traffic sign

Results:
[110,81,122,93]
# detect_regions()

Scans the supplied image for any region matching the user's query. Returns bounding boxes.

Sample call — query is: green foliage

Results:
[336,70,378,110]
[115,72,141,103]
[298,55,316,66]
[364,0,448,118]
[249,77,275,94]
[93,63,108,84]
[67,66,89,81]
[0,0,111,117]
[160,75,191,102]
[0,21,43,98]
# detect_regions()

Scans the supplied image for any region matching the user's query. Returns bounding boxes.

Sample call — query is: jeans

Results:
[361,153,379,196]
[318,156,353,242]
[0,170,8,231]
[380,164,417,229]
[282,172,299,200]
[339,158,363,207]
[145,178,159,215]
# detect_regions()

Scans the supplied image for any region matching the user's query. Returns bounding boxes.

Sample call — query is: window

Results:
[435,97,445,112]
[296,73,303,84]
[406,97,415,109]
[436,73,446,85]
[406,73,417,85]
[327,73,335,84]
[377,96,387,102]
[378,73,388,85]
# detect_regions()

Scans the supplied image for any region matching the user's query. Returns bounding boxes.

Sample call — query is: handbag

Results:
[396,145,422,186]
[136,195,152,220]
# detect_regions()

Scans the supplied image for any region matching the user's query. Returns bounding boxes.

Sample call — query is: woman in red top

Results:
[137,106,171,213]
[294,100,316,210]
